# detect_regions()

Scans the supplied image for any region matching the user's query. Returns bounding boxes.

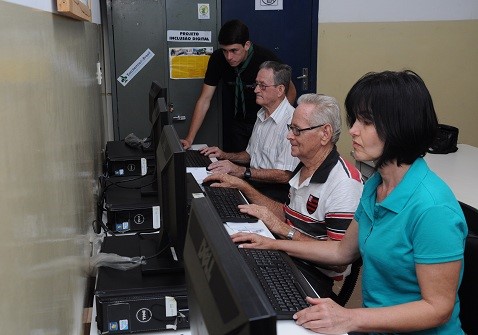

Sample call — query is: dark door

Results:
[104,0,220,145]
[221,0,319,99]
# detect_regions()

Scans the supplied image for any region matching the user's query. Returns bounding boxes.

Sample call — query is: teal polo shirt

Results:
[355,158,467,335]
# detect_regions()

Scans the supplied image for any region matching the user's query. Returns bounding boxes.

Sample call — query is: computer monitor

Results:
[152,97,171,152]
[144,81,169,152]
[184,197,277,335]
[140,125,188,273]
[148,80,166,124]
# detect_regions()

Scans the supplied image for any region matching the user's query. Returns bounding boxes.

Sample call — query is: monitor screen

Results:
[184,197,277,335]
[140,125,188,273]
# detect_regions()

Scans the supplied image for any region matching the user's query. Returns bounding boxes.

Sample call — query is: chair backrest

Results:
[458,201,478,335]
[335,257,363,307]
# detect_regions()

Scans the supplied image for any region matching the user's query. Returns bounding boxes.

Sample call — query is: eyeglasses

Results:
[287,124,326,136]
[252,82,279,91]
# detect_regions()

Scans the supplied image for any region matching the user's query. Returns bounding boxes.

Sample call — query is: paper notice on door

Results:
[169,47,213,79]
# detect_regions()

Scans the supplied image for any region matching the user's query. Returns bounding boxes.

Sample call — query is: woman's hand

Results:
[293,297,353,334]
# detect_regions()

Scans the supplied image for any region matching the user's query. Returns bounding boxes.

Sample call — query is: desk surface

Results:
[424,144,478,209]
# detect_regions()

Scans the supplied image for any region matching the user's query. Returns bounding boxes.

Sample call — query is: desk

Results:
[424,144,478,208]
[90,163,347,335]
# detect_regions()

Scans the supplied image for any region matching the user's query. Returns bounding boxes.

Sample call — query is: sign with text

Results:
[167,30,212,43]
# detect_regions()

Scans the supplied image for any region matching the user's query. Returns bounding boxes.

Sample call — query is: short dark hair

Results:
[259,61,291,93]
[218,20,249,46]
[345,70,438,168]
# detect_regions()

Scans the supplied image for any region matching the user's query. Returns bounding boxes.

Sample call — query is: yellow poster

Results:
[169,47,213,79]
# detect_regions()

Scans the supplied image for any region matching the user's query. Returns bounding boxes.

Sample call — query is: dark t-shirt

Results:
[204,44,281,124]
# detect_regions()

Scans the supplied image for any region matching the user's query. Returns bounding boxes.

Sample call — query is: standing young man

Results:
[181,19,296,152]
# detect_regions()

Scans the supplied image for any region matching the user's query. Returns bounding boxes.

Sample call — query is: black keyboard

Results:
[238,248,318,319]
[185,150,212,167]
[202,185,257,222]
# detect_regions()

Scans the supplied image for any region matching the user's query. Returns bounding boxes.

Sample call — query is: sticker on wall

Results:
[255,0,283,11]
[198,3,210,19]
[167,30,212,43]
[117,48,155,86]
[169,47,213,79]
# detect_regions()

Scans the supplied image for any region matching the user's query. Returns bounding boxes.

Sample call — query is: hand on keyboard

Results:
[231,231,276,250]
[202,173,250,190]
[199,146,225,159]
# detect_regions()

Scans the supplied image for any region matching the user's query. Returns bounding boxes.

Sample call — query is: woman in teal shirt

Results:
[232,70,467,334]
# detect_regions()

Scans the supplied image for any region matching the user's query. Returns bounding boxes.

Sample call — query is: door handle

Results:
[297,68,309,91]
[172,115,186,121]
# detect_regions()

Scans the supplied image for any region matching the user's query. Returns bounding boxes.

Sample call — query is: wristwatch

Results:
[244,167,252,180]
[286,229,296,240]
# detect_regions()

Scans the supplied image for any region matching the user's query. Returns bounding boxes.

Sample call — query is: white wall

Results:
[319,0,478,22]
[4,0,101,23]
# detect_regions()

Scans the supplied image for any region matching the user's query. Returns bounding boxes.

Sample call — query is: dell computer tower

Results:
[95,235,189,334]
[102,175,160,233]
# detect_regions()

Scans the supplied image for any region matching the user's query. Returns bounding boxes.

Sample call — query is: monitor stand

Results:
[139,233,184,274]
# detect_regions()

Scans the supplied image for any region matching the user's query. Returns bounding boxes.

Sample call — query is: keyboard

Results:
[238,248,318,319]
[202,185,257,223]
[185,150,212,167]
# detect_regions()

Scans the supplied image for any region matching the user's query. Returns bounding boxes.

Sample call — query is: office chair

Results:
[334,257,363,307]
[458,201,478,335]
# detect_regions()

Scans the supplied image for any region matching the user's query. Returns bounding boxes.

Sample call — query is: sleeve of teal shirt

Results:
[412,205,467,264]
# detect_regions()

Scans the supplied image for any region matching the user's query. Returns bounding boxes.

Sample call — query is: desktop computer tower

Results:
[105,141,156,177]
[103,175,160,233]
[95,235,189,334]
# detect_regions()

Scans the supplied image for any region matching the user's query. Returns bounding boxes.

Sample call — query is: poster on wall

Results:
[169,47,213,79]
[255,0,283,11]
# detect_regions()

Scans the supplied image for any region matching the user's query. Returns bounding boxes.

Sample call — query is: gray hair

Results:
[259,61,291,93]
[297,93,342,143]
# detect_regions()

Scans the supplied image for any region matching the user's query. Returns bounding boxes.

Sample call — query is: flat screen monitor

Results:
[148,80,166,124]
[144,81,169,152]
[140,125,187,273]
[152,97,171,152]
[184,197,277,335]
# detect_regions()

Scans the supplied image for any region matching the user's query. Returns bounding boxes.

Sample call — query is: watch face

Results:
[244,168,251,179]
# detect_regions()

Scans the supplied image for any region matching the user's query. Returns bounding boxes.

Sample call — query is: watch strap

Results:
[244,167,252,180]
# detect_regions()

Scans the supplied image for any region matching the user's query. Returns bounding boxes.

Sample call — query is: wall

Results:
[318,0,478,157]
[0,1,104,334]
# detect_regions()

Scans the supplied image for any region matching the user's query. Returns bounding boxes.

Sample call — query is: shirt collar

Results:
[292,145,340,183]
[364,157,430,213]
[257,97,290,123]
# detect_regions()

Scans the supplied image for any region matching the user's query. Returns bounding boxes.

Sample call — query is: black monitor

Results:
[152,97,171,152]
[184,197,277,335]
[144,81,169,152]
[140,125,188,273]
[148,80,166,124]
